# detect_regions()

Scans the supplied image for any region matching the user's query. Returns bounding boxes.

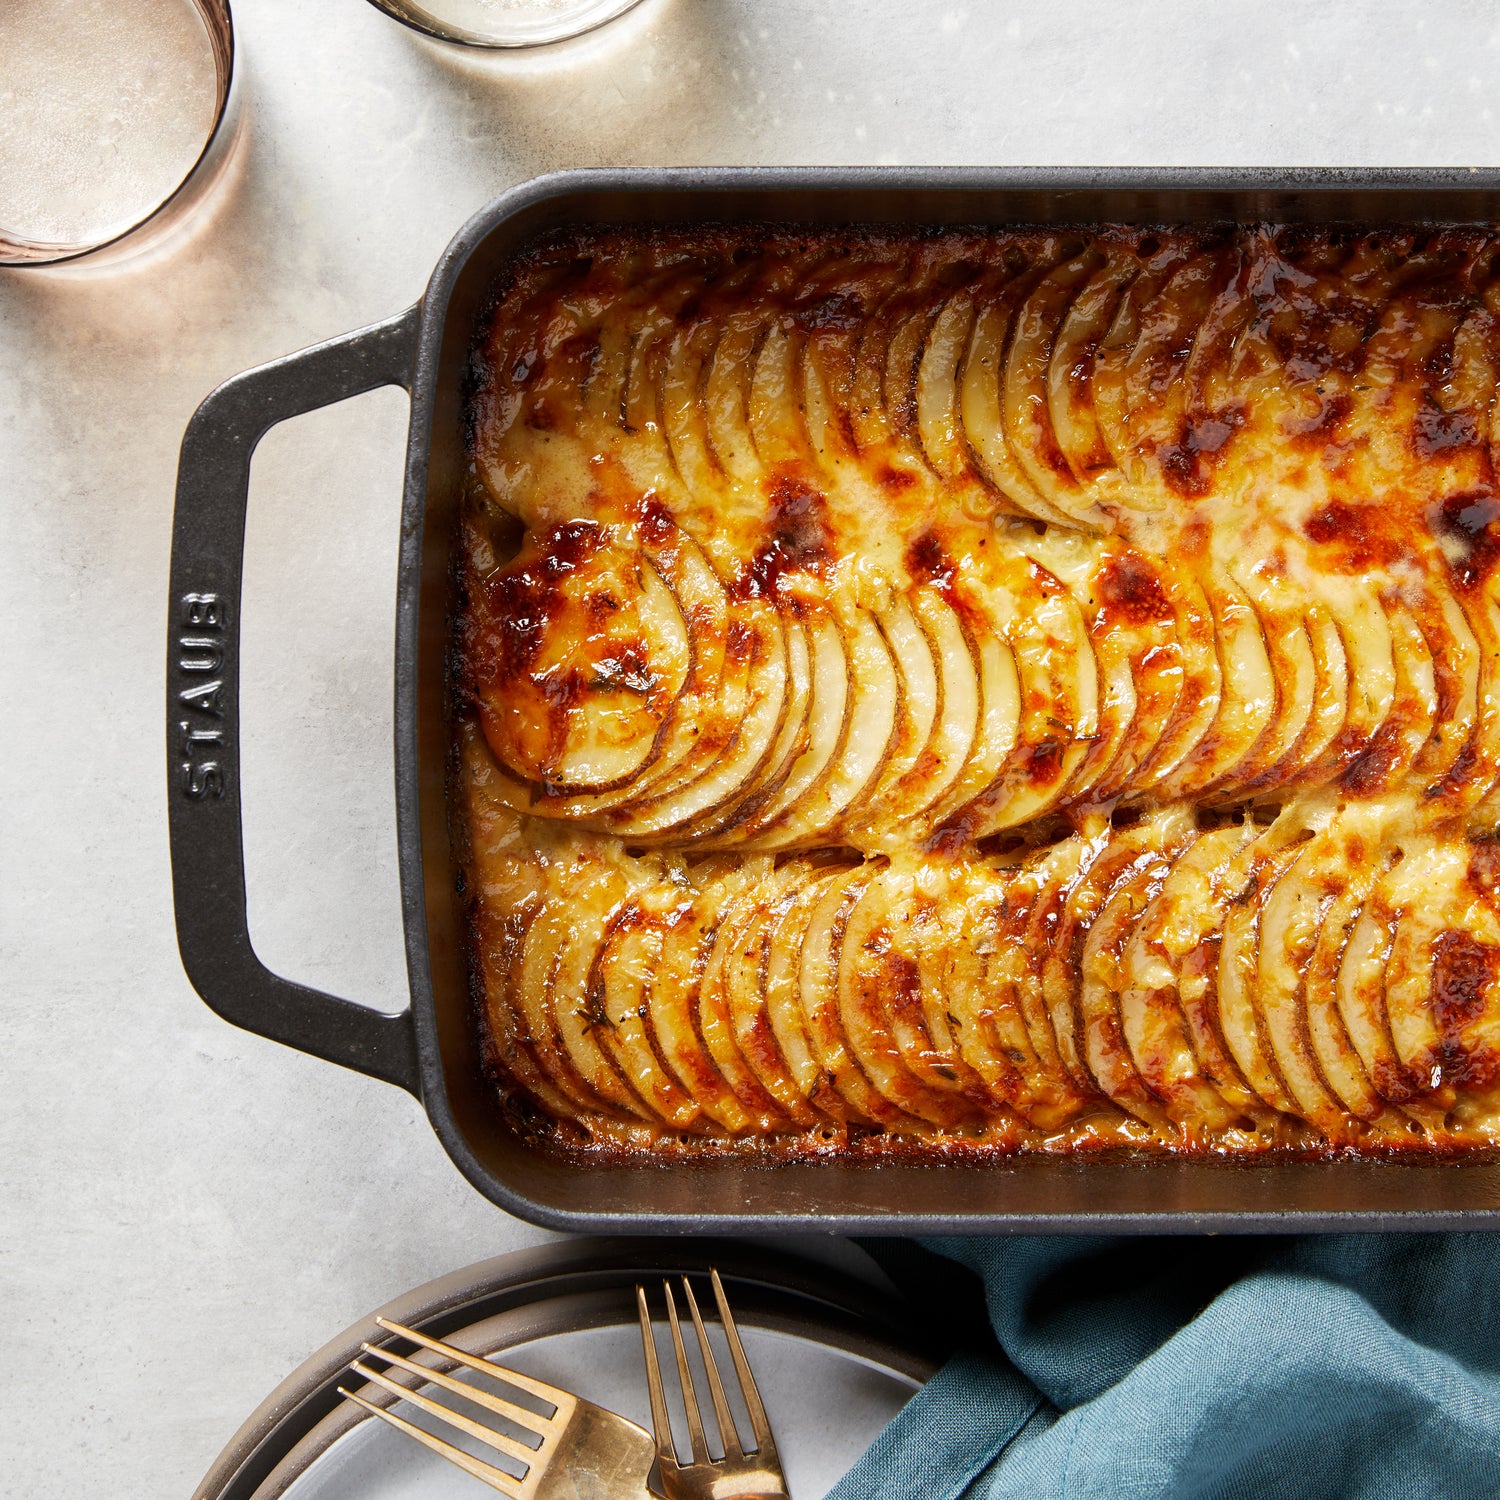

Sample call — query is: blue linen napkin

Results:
[827,1235,1500,1499]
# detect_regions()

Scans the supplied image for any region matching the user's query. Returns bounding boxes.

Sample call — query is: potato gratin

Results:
[455,225,1500,1158]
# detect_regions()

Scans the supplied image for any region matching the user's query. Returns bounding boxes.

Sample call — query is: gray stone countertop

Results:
[3,1,1498,1494]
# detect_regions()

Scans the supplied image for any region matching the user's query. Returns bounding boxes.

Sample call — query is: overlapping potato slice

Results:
[798,865,924,1129]
[1003,249,1115,528]
[936,533,1096,838]
[982,837,1100,1130]
[722,867,827,1129]
[646,860,771,1132]
[1117,823,1255,1137]
[466,519,691,796]
[1155,562,1277,801]
[1369,837,1500,1130]
[834,861,988,1128]
[1075,807,1199,1134]
[940,865,1038,1117]
[586,896,706,1130]
[1301,871,1408,1134]
[1250,808,1371,1137]
[523,860,657,1122]
[746,600,899,848]
[845,581,980,841]
[693,861,802,1130]
[961,266,1082,529]
[760,864,857,1128]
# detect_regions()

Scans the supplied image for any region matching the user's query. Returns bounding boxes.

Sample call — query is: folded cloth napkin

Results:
[827,1234,1500,1500]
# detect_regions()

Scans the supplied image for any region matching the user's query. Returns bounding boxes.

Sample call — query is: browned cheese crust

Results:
[453,224,1500,1159]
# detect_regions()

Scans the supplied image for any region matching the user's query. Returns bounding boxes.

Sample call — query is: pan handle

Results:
[168,306,423,1095]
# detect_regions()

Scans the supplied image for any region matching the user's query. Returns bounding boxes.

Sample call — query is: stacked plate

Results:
[196,1239,940,1499]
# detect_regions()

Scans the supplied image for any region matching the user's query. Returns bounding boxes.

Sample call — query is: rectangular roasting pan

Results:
[169,166,1500,1234]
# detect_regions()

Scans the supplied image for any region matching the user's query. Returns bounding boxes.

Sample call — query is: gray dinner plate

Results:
[195,1238,941,1500]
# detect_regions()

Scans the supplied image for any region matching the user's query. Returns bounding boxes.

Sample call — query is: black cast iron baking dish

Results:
[169,166,1500,1234]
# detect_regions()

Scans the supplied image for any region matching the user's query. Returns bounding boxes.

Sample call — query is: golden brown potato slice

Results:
[1219,568,1315,795]
[798,867,922,1128]
[698,251,833,488]
[648,861,770,1131]
[1079,548,1186,802]
[587,898,707,1130]
[1334,897,1424,1124]
[868,860,999,1115]
[846,280,915,456]
[705,612,813,837]
[1213,835,1305,1119]
[1089,238,1201,492]
[1251,814,1365,1137]
[694,863,800,1130]
[844,592,939,831]
[761,865,855,1128]
[936,535,1099,840]
[848,583,980,842]
[1302,872,1409,1135]
[751,601,899,848]
[883,300,944,476]
[1128,569,1223,793]
[917,554,1024,840]
[1014,531,1135,810]
[1044,810,1188,1102]
[704,307,774,485]
[722,607,847,841]
[1410,575,1482,794]
[908,863,1019,1117]
[1077,808,1199,1135]
[1110,245,1240,500]
[1118,824,1253,1138]
[530,862,659,1122]
[747,321,813,472]
[916,289,981,483]
[468,523,692,798]
[960,266,1080,528]
[1256,602,1348,798]
[1447,571,1500,821]
[1165,828,1281,1132]
[525,515,730,817]
[1003,248,1114,527]
[941,870,1038,1117]
[833,864,986,1128]
[611,595,789,839]
[661,316,726,505]
[605,261,720,492]
[1331,601,1436,800]
[1047,254,1138,497]
[997,828,1109,1122]
[723,866,824,1129]
[1155,564,1277,801]
[475,893,580,1125]
[1300,572,1398,789]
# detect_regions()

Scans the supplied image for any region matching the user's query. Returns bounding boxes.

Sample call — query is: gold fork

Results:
[337,1315,656,1498]
[635,1270,790,1500]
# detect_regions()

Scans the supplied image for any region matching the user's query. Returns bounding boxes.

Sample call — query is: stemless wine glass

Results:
[0,0,240,267]
[363,0,648,49]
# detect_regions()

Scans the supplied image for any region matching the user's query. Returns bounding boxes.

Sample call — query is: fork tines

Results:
[636,1269,788,1500]
[336,1315,571,1498]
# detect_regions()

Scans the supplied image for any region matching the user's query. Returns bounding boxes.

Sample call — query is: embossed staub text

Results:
[176,591,227,798]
